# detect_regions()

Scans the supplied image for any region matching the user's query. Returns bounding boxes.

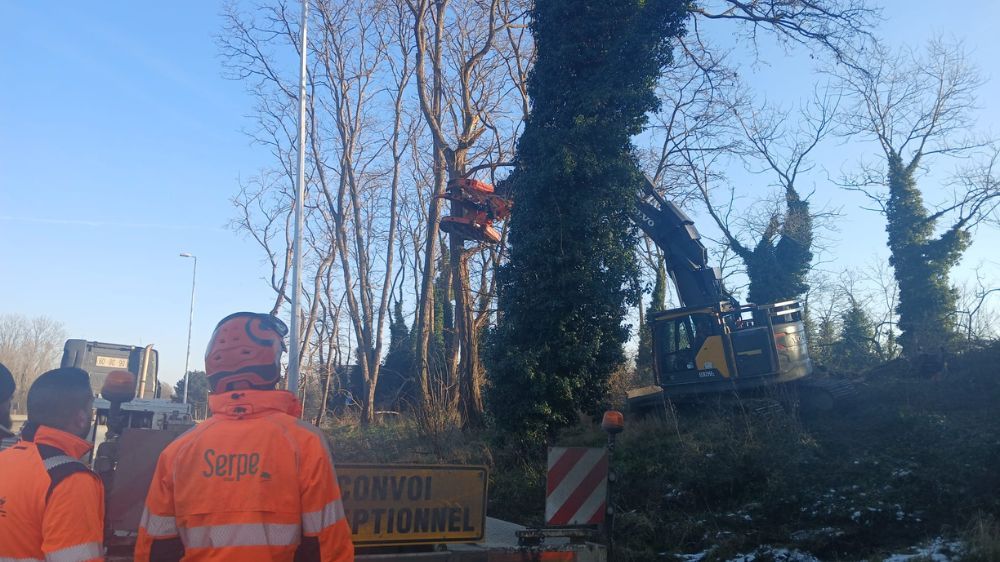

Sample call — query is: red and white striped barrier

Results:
[545,447,608,526]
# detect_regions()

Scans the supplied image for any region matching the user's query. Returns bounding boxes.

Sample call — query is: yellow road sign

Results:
[337,463,488,546]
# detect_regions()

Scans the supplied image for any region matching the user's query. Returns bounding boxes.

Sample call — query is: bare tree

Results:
[406,0,526,424]
[639,0,870,306]
[687,0,877,61]
[231,172,296,316]
[0,314,66,414]
[954,265,1000,344]
[643,22,743,207]
[222,0,417,423]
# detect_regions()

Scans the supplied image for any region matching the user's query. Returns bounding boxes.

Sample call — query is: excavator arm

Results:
[632,176,732,309]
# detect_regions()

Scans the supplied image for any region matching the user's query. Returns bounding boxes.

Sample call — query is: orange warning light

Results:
[601,410,624,434]
[102,370,137,403]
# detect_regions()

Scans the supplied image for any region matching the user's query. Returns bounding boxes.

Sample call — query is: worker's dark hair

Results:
[0,362,13,403]
[26,367,94,430]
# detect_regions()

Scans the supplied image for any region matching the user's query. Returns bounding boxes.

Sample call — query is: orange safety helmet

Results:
[205,312,288,393]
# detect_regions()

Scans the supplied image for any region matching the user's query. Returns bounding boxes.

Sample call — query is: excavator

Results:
[440,174,853,413]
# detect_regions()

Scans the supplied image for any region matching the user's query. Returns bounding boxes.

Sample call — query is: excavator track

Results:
[792,377,859,413]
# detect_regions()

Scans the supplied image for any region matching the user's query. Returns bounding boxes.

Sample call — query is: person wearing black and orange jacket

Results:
[0,367,105,562]
[0,361,15,440]
[135,312,354,562]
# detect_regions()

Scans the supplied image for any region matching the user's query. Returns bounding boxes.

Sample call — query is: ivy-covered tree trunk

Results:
[487,0,687,444]
[885,154,968,354]
[734,187,813,305]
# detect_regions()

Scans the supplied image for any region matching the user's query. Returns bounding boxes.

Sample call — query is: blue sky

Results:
[0,1,275,385]
[1,1,998,385]
[697,0,1000,296]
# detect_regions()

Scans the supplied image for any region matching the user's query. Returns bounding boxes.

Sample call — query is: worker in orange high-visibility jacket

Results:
[135,312,354,562]
[0,367,105,562]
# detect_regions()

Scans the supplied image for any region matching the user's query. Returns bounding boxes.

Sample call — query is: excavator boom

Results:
[632,177,731,309]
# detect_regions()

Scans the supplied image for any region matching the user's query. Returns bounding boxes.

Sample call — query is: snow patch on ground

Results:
[882,537,964,561]
[672,546,820,561]
[673,537,965,562]
[674,553,708,562]
[726,547,821,561]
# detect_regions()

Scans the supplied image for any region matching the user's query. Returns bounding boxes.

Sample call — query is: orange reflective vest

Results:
[0,425,105,562]
[135,390,354,562]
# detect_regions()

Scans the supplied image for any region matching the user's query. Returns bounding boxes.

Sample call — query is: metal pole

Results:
[181,255,197,404]
[287,0,309,396]
[606,432,616,561]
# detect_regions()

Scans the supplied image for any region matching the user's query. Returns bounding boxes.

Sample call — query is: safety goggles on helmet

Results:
[213,312,289,347]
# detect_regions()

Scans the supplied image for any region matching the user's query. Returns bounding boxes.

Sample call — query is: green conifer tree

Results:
[380,300,416,408]
[831,301,879,372]
[636,259,667,383]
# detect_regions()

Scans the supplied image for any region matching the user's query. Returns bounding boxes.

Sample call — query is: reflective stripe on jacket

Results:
[134,390,354,562]
[0,425,105,562]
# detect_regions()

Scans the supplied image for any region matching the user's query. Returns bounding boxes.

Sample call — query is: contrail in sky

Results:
[0,216,225,232]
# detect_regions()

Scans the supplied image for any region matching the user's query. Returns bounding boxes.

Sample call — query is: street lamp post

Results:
[179,253,197,404]
[287,0,309,397]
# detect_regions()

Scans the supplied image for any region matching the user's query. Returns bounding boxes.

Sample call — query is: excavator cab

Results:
[628,300,814,412]
[654,310,720,375]
[629,299,815,412]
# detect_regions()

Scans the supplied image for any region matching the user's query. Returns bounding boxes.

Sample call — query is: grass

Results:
[960,514,1000,562]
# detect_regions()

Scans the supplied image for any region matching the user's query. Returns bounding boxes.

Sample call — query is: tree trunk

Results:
[447,149,486,425]
[456,251,484,425]
[415,140,447,403]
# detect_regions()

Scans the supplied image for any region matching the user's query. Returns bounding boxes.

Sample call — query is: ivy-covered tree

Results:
[884,154,968,353]
[733,189,814,305]
[694,91,837,305]
[839,41,1000,355]
[487,0,687,444]
[429,251,452,379]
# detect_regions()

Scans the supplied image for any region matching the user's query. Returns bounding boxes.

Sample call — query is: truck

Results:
[61,340,162,400]
[57,340,196,557]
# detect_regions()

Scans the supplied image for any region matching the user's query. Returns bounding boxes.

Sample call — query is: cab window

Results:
[656,315,697,373]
